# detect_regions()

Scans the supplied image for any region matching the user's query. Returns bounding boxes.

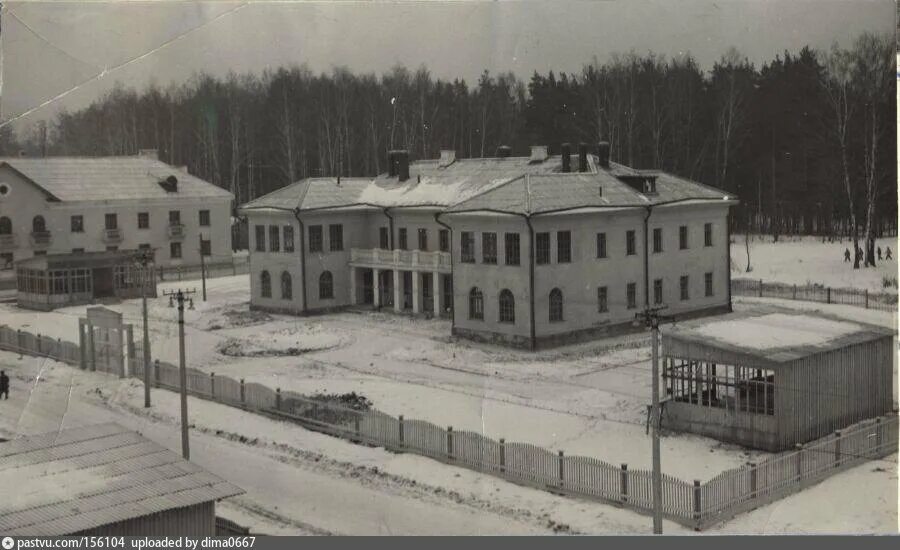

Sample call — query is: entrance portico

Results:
[349,248,451,316]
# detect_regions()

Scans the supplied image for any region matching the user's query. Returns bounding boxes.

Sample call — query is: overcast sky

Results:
[1,0,894,135]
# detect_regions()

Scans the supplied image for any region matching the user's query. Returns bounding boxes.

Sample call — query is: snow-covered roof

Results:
[0,156,234,202]
[0,423,244,536]
[663,311,893,366]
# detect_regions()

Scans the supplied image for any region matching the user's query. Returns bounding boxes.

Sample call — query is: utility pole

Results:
[163,288,196,460]
[135,249,154,408]
[635,305,672,534]
[198,234,207,301]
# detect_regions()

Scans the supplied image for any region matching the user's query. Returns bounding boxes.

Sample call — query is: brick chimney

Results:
[529,145,548,163]
[439,149,457,167]
[390,150,410,181]
[561,143,572,173]
[597,142,610,169]
[578,143,588,172]
[496,145,512,158]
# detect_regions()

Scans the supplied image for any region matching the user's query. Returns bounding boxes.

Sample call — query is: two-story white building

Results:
[0,151,234,271]
[239,144,737,349]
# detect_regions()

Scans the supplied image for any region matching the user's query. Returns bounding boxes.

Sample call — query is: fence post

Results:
[499,438,506,473]
[239,378,245,405]
[693,480,702,530]
[865,289,869,309]
[826,287,832,304]
[446,426,454,459]
[558,450,565,488]
[833,430,842,467]
[398,415,404,447]
[154,359,160,388]
[758,279,763,298]
[275,388,281,411]
[232,260,237,276]
[875,418,883,453]
[795,443,804,483]
[16,329,22,357]
[749,463,757,500]
[159,265,164,281]
[620,463,628,503]
[36,333,41,355]
[354,414,361,441]
[56,338,62,362]
[210,373,216,399]
[792,284,797,300]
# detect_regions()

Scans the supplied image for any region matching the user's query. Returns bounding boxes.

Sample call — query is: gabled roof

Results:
[0,423,243,536]
[0,157,234,202]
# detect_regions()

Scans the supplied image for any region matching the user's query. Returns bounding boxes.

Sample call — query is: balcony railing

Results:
[349,248,451,272]
[102,228,123,243]
[0,234,16,250]
[167,224,185,239]
[30,231,52,247]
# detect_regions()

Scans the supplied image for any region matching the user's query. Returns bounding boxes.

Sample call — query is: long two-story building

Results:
[0,151,234,271]
[239,143,737,349]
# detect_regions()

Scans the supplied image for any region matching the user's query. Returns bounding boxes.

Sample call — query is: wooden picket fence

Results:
[0,324,896,530]
[732,278,898,312]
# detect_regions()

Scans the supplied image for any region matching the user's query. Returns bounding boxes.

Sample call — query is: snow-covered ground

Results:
[732,235,899,293]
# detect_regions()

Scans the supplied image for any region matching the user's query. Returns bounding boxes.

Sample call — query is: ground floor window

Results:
[260,270,271,298]
[469,287,484,320]
[663,358,775,415]
[498,289,515,323]
[17,268,47,295]
[549,288,563,322]
[0,253,12,270]
[319,271,334,299]
[281,271,292,300]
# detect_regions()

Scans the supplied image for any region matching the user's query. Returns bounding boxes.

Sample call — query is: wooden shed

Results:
[15,250,155,311]
[0,423,243,536]
[659,311,895,451]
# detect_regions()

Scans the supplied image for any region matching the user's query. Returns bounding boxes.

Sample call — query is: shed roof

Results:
[662,311,894,366]
[0,423,243,536]
[0,157,234,203]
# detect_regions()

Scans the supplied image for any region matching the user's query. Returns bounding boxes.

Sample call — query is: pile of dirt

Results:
[208,308,273,330]
[309,391,373,411]
[215,338,320,357]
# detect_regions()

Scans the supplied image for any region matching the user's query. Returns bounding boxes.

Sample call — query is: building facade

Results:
[0,151,234,271]
[240,144,737,349]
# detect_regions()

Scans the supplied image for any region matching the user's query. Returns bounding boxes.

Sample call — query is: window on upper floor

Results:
[439,229,450,252]
[680,225,689,250]
[626,230,636,256]
[199,210,210,227]
[309,225,323,253]
[32,216,46,234]
[105,213,117,230]
[482,232,497,264]
[535,232,550,264]
[460,232,475,263]
[704,223,713,247]
[596,232,607,259]
[329,224,344,251]
[505,233,520,266]
[418,228,428,251]
[283,226,295,253]
[498,289,515,323]
[255,225,266,252]
[398,228,408,250]
[652,228,663,253]
[138,212,149,229]
[71,215,84,233]
[269,225,280,252]
[380,227,390,249]
[557,231,571,263]
[168,210,180,225]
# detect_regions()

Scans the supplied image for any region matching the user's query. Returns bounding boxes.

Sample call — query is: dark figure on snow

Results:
[856,247,864,264]
[886,247,893,260]
[844,248,851,262]
[0,370,8,400]
[878,247,883,260]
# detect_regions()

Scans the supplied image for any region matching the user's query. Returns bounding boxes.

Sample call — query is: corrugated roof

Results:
[0,423,243,536]
[0,157,234,203]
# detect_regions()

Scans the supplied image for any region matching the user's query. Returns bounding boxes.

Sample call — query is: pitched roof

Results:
[0,157,234,203]
[0,423,243,536]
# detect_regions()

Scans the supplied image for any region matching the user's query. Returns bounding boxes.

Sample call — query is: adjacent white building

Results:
[0,151,234,270]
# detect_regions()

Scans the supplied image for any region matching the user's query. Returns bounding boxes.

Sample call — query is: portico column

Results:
[412,271,421,314]
[373,268,381,308]
[349,266,357,306]
[432,272,441,315]
[393,270,402,312]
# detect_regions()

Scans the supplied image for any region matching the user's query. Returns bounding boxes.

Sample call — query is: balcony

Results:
[349,248,451,273]
[102,228,123,243]
[30,231,52,247]
[0,234,16,251]
[167,223,185,239]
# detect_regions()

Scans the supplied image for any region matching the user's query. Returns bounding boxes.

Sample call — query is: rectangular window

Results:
[418,228,428,251]
[653,228,663,253]
[705,272,714,297]
[199,210,211,227]
[704,223,713,247]
[255,225,266,252]
[283,226,295,252]
[627,282,637,310]
[597,286,608,313]
[168,210,181,225]
[269,225,280,252]
[557,231,571,263]
[505,233,520,265]
[70,215,84,233]
[398,228,408,250]
[379,227,390,249]
[664,361,774,416]
[170,242,181,259]
[654,278,663,305]
[626,230,636,256]
[679,225,689,250]
[329,224,344,251]
[138,212,149,229]
[439,229,450,252]
[105,213,117,230]
[106,245,118,252]
[535,232,550,264]
[680,275,690,301]
[309,225,323,253]
[200,239,211,257]
[482,232,497,264]
[596,232,607,259]
[460,231,475,263]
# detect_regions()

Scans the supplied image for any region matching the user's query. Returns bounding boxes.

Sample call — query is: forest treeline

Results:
[0,32,894,266]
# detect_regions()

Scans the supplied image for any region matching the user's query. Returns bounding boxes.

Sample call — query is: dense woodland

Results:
[1,32,895,267]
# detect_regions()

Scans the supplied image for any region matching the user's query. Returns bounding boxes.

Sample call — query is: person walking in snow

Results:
[886,247,893,260]
[844,248,851,262]
[0,371,8,400]
[878,247,883,260]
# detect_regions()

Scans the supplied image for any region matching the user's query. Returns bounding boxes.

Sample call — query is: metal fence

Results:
[732,278,898,312]
[0,324,896,531]
[157,256,250,283]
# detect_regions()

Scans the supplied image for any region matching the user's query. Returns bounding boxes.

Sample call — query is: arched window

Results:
[260,270,271,298]
[498,289,515,324]
[319,271,334,299]
[468,287,484,320]
[281,271,292,300]
[0,217,11,235]
[549,288,564,322]
[32,216,46,233]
